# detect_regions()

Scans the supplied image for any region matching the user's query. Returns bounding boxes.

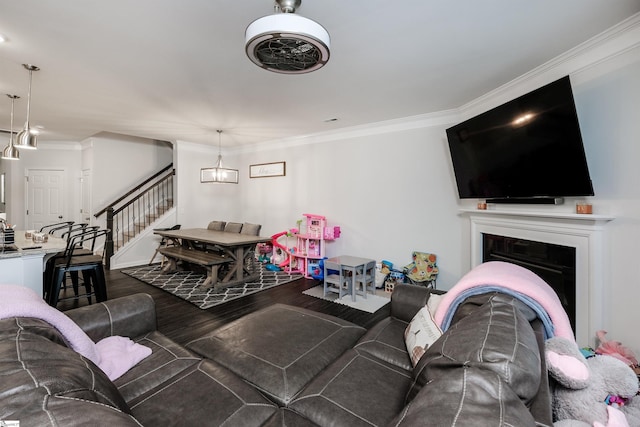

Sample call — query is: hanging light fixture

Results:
[15,64,40,150]
[200,130,239,184]
[245,0,330,74]
[2,94,21,160]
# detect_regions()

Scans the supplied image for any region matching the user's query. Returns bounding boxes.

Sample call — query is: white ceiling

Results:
[1,1,639,148]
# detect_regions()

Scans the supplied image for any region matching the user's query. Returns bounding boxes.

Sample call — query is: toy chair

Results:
[403,252,438,289]
[354,260,376,299]
[323,259,351,299]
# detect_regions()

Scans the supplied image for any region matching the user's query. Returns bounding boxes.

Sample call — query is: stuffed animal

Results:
[595,330,639,368]
[545,336,640,427]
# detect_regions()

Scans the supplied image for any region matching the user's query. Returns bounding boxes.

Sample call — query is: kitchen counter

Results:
[0,231,67,295]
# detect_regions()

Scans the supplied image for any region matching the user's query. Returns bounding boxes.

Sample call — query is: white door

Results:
[26,169,66,231]
[80,169,92,223]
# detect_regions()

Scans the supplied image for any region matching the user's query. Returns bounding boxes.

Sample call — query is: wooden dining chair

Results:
[224,222,243,233]
[149,224,181,266]
[207,221,226,231]
[240,223,261,236]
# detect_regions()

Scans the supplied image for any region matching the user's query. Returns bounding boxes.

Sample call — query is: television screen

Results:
[446,76,594,202]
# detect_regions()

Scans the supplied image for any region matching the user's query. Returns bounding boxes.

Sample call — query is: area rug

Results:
[122,264,303,310]
[302,285,391,313]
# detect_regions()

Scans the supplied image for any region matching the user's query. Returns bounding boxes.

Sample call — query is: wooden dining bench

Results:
[158,246,232,289]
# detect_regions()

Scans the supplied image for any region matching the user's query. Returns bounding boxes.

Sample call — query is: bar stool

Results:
[44,225,99,296]
[40,221,75,236]
[45,229,109,307]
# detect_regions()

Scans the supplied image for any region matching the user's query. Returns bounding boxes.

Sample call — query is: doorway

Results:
[80,169,92,224]
[25,169,66,230]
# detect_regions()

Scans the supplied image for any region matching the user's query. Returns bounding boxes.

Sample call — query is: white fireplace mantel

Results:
[460,208,614,346]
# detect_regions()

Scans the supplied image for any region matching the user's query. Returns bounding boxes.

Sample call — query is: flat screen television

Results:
[446,76,594,204]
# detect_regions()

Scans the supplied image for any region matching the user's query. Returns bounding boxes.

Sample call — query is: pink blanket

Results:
[433,261,574,340]
[0,284,151,380]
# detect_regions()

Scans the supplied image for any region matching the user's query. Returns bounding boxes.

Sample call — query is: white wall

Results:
[570,47,640,353]
[87,133,173,216]
[0,141,82,227]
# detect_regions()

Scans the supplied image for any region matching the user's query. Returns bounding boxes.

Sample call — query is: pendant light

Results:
[1,94,21,160]
[200,130,239,184]
[15,64,40,150]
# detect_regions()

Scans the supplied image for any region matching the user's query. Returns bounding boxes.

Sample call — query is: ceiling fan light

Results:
[245,13,330,74]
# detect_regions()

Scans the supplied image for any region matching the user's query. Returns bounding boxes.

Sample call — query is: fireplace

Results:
[465,208,613,346]
[482,234,576,332]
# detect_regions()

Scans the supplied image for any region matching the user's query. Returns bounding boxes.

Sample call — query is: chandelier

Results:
[200,130,239,184]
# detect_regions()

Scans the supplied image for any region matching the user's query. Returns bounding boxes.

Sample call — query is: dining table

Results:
[153,228,271,286]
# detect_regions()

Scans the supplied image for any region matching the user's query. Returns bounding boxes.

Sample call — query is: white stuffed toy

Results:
[545,336,640,427]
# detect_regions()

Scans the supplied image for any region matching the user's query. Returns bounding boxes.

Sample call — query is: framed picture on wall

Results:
[0,173,5,204]
[249,161,286,178]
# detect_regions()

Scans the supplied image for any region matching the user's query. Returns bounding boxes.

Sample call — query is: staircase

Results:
[117,197,174,250]
[94,164,175,269]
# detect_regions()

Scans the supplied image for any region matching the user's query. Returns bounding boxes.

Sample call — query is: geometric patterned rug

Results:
[122,263,303,310]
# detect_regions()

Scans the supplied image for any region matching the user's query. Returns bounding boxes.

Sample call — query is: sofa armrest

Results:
[391,284,444,323]
[65,293,157,342]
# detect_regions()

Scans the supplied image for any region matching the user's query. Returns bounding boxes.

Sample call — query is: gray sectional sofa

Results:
[0,284,553,426]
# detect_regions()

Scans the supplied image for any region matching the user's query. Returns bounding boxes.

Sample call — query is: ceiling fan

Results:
[245,0,330,74]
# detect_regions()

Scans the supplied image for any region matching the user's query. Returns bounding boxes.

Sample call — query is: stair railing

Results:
[95,164,174,269]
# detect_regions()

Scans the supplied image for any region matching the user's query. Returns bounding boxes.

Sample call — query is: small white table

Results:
[326,255,376,301]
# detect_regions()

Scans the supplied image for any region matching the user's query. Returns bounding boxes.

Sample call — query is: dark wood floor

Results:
[57,268,391,346]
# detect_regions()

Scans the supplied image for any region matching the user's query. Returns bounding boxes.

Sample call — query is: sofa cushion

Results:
[114,330,201,404]
[289,348,413,427]
[389,364,537,427]
[129,359,277,426]
[66,293,157,342]
[0,317,132,423]
[406,293,541,404]
[187,304,366,406]
[353,316,413,371]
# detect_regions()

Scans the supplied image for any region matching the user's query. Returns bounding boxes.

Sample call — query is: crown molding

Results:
[459,12,640,119]
[234,108,460,154]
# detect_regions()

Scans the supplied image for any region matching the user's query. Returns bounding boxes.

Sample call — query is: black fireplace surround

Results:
[483,233,576,332]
